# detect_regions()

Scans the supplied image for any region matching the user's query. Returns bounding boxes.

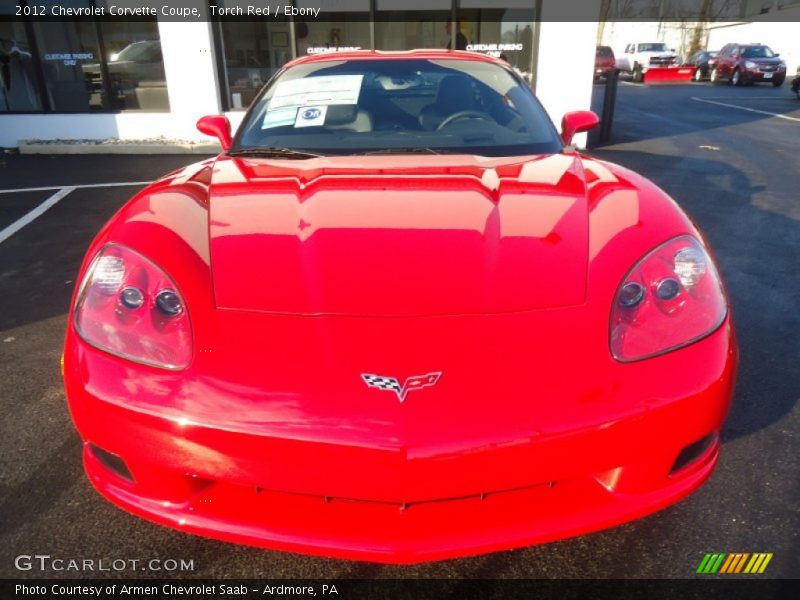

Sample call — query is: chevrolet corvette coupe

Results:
[63,50,737,563]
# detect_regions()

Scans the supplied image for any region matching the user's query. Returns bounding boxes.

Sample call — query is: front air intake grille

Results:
[88,443,135,482]
[670,433,717,475]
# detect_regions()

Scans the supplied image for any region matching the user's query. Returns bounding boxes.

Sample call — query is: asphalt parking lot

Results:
[1,81,798,580]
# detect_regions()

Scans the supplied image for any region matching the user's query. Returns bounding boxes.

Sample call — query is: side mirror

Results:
[774,52,780,57]
[196,115,232,151]
[561,111,599,146]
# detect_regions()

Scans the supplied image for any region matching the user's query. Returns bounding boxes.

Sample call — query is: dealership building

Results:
[0,0,601,148]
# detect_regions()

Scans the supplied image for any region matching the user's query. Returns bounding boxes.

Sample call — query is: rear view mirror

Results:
[561,111,599,146]
[196,115,233,151]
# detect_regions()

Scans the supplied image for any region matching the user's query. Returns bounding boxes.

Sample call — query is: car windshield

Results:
[708,51,719,57]
[637,43,669,52]
[741,46,775,58]
[235,58,563,157]
[597,47,613,57]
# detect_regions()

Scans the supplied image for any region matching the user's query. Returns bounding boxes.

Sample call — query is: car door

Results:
[617,44,633,71]
[723,46,739,76]
[715,45,730,76]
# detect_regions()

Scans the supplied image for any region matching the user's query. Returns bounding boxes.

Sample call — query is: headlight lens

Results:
[610,236,727,362]
[74,244,192,369]
[745,60,756,69]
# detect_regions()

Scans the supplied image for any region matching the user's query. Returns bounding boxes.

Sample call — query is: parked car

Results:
[684,50,719,81]
[595,45,616,81]
[64,50,736,564]
[616,41,679,82]
[711,43,786,86]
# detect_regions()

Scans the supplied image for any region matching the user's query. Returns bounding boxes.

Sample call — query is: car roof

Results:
[288,49,507,68]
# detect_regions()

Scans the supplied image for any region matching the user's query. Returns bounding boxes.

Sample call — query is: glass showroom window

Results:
[457,0,536,84]
[375,0,453,51]
[0,14,44,112]
[215,0,292,109]
[31,0,104,112]
[4,1,168,112]
[96,19,169,111]
[294,0,371,58]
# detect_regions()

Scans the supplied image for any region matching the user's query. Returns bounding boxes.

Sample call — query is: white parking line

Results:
[691,96,800,122]
[0,186,77,244]
[0,180,152,195]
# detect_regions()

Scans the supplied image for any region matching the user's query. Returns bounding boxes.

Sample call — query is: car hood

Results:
[207,153,589,316]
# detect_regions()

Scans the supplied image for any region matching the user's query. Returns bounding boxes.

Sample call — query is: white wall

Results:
[535,11,600,147]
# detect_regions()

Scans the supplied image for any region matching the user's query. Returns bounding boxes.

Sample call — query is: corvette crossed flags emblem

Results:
[361,372,442,402]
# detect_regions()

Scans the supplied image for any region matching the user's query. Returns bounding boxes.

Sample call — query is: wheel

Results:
[694,67,703,82]
[731,69,741,86]
[772,77,784,87]
[632,64,643,83]
[710,68,719,83]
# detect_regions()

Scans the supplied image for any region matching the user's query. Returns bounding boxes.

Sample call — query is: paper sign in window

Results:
[267,75,364,111]
[262,107,298,129]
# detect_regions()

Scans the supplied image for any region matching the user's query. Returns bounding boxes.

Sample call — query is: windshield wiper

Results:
[359,147,446,155]
[227,147,323,159]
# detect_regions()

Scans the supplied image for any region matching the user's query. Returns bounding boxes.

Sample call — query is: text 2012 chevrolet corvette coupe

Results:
[63,50,737,563]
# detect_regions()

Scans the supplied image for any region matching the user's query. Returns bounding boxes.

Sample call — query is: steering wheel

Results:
[436,110,495,131]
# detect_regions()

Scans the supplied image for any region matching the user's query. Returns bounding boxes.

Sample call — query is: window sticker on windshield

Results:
[261,106,298,129]
[267,75,364,111]
[294,106,327,128]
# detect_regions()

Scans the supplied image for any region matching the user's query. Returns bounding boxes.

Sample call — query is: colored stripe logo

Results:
[697,553,773,574]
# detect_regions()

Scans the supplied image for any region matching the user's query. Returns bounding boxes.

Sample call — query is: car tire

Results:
[710,68,719,83]
[632,64,643,83]
[772,77,784,87]
[694,67,703,82]
[732,69,741,86]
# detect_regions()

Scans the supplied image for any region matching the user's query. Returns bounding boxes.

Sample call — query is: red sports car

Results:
[63,50,736,564]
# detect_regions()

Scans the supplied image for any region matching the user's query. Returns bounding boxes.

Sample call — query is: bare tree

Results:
[687,0,713,57]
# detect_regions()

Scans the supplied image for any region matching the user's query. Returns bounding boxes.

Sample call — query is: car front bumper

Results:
[64,315,736,564]
[743,68,785,82]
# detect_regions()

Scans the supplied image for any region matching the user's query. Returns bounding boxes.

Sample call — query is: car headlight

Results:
[779,61,786,69]
[74,244,192,369]
[745,60,756,69]
[610,236,727,362]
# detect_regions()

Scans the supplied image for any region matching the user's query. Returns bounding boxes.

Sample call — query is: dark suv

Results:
[711,43,786,86]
